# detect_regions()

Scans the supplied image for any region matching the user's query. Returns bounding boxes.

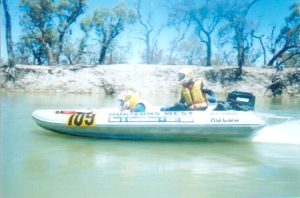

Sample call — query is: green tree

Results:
[56,0,86,63]
[267,2,300,69]
[166,23,190,65]
[219,0,259,74]
[2,0,16,68]
[19,0,87,65]
[86,3,136,64]
[136,0,164,64]
[168,0,223,66]
[15,36,47,65]
[187,0,222,66]
[74,17,93,64]
[176,36,204,65]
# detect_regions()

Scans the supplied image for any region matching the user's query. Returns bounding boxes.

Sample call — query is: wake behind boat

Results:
[32,107,266,141]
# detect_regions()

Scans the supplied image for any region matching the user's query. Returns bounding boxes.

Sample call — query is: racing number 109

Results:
[67,114,96,127]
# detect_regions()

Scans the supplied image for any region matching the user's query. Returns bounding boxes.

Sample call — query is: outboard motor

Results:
[214,91,255,111]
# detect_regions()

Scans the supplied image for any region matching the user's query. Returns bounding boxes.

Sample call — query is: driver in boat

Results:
[161,69,216,111]
[118,90,147,112]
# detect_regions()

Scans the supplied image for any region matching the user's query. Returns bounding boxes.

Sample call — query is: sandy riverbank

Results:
[1,64,299,97]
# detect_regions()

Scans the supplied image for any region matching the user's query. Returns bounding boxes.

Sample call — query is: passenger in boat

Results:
[161,69,216,111]
[118,90,146,112]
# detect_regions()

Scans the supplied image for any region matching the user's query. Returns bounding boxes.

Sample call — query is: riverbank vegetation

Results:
[1,0,299,96]
[1,64,299,97]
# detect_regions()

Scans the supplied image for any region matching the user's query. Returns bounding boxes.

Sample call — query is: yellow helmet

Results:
[178,69,194,85]
[118,90,140,111]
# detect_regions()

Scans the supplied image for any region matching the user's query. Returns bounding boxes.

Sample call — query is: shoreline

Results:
[1,64,299,97]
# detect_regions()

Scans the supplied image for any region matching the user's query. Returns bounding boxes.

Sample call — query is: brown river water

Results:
[1,92,300,197]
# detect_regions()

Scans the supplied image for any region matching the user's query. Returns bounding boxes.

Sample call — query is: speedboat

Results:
[32,107,265,141]
[32,91,267,141]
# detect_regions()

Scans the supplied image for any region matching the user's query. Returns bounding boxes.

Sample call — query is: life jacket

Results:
[127,94,148,112]
[182,78,207,110]
[127,93,140,110]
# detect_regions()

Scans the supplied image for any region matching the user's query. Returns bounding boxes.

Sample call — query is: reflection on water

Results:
[1,92,300,197]
[256,95,300,118]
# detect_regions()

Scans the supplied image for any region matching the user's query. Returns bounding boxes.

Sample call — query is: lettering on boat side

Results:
[67,113,96,127]
[108,116,194,123]
[108,111,194,123]
[108,111,193,116]
[210,112,238,115]
[210,117,239,123]
[108,112,194,123]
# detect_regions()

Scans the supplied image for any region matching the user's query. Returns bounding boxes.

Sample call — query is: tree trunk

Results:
[37,32,55,65]
[33,51,43,65]
[37,57,43,65]
[236,40,244,77]
[238,47,245,68]
[56,32,66,64]
[67,54,73,65]
[99,45,107,64]
[146,34,150,64]
[41,40,55,65]
[237,36,245,69]
[259,38,266,65]
[3,0,16,68]
[267,45,291,66]
[56,1,85,64]
[206,36,212,66]
[76,36,87,63]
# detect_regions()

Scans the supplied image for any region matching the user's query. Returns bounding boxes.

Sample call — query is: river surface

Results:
[1,92,300,198]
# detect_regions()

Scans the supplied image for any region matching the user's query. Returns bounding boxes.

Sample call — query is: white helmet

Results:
[118,90,139,111]
[178,69,194,86]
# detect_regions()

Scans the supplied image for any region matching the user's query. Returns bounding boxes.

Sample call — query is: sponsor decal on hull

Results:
[108,112,194,123]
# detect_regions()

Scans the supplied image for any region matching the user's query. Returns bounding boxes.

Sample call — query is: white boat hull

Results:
[32,108,266,141]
